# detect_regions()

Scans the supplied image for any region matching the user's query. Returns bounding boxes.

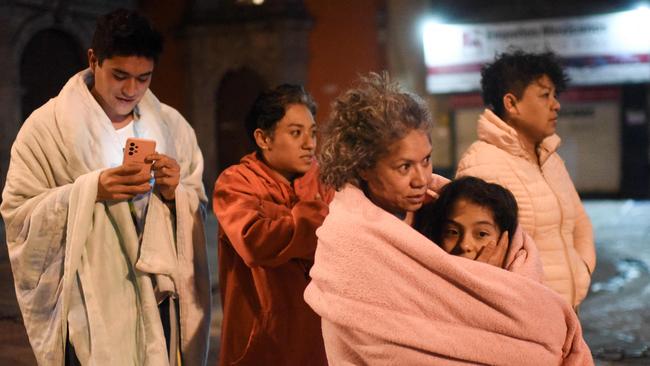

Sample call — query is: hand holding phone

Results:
[96,138,157,202]
[148,153,181,202]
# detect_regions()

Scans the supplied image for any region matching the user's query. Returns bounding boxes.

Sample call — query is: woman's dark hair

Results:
[91,8,163,64]
[245,84,316,145]
[480,50,569,118]
[415,176,518,244]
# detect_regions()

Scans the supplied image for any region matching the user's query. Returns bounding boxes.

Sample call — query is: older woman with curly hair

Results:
[304,73,593,365]
[318,73,434,223]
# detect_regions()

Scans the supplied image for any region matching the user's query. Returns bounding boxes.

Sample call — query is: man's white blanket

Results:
[1,70,210,365]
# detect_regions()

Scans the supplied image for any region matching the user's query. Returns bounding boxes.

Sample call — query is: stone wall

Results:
[186,2,312,190]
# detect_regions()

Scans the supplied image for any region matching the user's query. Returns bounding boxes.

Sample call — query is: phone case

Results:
[123,138,157,166]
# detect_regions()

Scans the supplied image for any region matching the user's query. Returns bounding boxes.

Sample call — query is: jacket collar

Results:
[241,152,292,187]
[239,152,322,197]
[477,109,561,165]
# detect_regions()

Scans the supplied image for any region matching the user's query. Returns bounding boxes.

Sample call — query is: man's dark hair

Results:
[480,50,569,118]
[415,176,518,245]
[245,84,317,144]
[91,8,163,64]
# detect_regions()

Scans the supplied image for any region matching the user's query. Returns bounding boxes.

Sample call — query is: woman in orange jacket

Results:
[213,84,332,365]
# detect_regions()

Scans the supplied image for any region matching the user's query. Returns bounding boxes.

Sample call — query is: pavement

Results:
[579,200,650,365]
[1,199,649,365]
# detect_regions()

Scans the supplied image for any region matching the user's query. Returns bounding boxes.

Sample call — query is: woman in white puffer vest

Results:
[456,50,596,309]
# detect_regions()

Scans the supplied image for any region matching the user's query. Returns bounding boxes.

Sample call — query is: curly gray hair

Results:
[319,72,433,190]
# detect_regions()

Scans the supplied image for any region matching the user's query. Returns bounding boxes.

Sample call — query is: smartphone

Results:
[122,137,156,166]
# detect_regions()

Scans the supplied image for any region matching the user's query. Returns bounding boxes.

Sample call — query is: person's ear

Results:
[503,93,519,116]
[254,128,272,151]
[88,49,98,73]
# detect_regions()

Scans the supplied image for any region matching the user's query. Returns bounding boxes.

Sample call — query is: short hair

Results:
[91,8,163,64]
[480,50,569,118]
[245,84,317,145]
[415,176,518,245]
[319,72,433,190]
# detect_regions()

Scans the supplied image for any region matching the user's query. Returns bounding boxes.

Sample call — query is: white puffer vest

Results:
[456,109,596,308]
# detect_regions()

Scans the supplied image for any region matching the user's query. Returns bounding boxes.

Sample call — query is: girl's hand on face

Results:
[475,230,509,268]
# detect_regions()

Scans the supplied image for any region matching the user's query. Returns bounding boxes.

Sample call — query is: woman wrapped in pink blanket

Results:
[304,73,593,365]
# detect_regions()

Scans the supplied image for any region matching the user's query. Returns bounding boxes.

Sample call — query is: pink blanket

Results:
[502,224,544,281]
[304,185,593,365]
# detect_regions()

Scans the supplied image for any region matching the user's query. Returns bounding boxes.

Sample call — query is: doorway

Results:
[215,67,267,172]
[20,29,85,121]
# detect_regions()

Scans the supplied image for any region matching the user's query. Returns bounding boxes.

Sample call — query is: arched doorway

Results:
[215,68,267,172]
[20,29,85,121]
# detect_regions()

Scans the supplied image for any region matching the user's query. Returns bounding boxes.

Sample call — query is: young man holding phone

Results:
[1,9,209,365]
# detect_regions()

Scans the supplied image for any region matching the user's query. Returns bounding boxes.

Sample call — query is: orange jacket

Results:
[213,152,332,366]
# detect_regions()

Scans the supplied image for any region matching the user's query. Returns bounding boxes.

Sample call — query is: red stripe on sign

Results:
[560,87,621,102]
[428,53,650,75]
[446,88,621,109]
[563,53,650,67]
[449,93,483,108]
[427,63,483,75]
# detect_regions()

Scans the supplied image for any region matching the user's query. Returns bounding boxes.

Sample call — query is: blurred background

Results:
[0,0,648,365]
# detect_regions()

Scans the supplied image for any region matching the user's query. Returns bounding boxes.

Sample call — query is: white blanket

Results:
[1,70,210,365]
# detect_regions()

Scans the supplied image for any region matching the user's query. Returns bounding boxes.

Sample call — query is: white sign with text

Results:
[423,9,650,93]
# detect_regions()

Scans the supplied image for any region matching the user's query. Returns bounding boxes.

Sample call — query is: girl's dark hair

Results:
[92,8,163,64]
[415,176,518,244]
[244,84,316,145]
[481,50,569,118]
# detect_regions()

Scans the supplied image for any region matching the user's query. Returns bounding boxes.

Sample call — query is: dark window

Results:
[215,68,267,172]
[20,29,85,121]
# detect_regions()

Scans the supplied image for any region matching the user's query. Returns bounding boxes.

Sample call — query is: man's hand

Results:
[475,230,509,268]
[97,165,152,202]
[147,153,180,201]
